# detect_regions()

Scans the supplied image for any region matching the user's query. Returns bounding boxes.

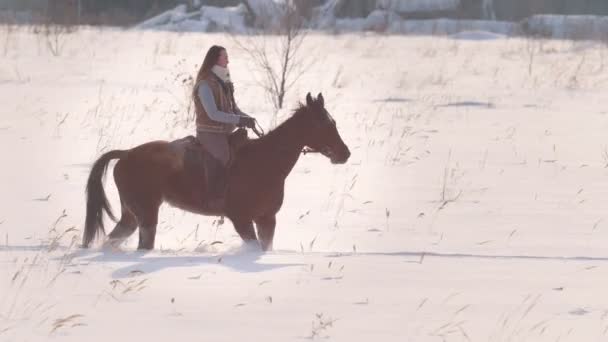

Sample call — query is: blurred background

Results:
[1,0,608,31]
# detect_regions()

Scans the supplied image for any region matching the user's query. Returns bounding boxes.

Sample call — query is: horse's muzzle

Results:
[330,146,350,164]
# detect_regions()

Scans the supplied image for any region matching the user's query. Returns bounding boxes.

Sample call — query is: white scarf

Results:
[211,65,231,83]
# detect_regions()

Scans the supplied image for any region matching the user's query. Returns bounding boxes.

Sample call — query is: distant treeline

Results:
[1,0,608,26]
[335,0,608,20]
[477,0,608,21]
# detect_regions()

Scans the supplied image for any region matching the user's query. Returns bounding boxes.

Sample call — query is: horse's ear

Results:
[317,93,324,107]
[306,92,313,106]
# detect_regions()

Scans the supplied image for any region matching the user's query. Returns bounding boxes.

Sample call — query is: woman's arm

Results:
[198,81,241,124]
[234,103,251,118]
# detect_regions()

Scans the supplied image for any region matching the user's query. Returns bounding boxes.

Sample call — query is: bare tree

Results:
[2,22,15,56]
[233,1,309,118]
[524,36,537,77]
[35,0,81,57]
[42,24,71,56]
[482,0,496,20]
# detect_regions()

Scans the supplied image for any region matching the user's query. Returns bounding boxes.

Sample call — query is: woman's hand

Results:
[237,116,256,129]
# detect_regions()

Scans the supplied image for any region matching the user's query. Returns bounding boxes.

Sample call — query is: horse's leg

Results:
[230,217,259,246]
[136,203,160,250]
[105,204,138,248]
[255,215,276,252]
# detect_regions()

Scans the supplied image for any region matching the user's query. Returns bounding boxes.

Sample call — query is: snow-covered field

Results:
[1,27,608,341]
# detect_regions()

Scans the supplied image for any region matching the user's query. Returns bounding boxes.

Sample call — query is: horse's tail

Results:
[82,149,127,248]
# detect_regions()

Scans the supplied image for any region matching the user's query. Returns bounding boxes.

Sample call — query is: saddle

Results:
[169,135,211,175]
[169,129,249,174]
[168,129,250,212]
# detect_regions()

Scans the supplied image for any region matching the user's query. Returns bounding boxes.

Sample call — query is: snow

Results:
[168,18,211,33]
[199,4,248,33]
[311,0,340,29]
[378,0,460,13]
[389,18,520,36]
[134,4,248,33]
[134,4,188,30]
[330,10,517,35]
[449,30,508,40]
[2,27,608,341]
[331,10,402,32]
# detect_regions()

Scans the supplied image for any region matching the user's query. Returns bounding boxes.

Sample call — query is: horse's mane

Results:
[232,102,310,154]
[259,102,309,138]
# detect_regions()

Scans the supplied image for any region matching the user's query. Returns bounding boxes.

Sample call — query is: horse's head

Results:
[301,92,350,164]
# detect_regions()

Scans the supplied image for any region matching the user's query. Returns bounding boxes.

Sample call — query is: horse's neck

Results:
[255,114,306,179]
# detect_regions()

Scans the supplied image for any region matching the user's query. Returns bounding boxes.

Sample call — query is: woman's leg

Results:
[196,131,230,202]
[196,131,230,165]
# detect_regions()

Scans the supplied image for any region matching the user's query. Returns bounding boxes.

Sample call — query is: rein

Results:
[302,147,319,155]
[251,120,265,138]
[249,120,320,155]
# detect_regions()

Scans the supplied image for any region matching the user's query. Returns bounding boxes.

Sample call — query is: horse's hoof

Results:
[101,239,122,252]
[241,240,262,253]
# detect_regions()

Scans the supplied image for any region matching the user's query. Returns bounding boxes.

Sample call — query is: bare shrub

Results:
[233,1,309,124]
[1,22,16,56]
[40,23,75,57]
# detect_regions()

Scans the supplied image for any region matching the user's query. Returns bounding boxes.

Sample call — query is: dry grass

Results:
[308,313,337,339]
[50,314,85,334]
[439,149,464,210]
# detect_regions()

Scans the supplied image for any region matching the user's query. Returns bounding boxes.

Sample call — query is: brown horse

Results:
[82,92,350,251]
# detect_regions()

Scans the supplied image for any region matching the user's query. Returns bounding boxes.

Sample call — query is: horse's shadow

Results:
[62,247,305,279]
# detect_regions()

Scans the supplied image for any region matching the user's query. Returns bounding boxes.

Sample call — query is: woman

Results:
[192,45,256,206]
